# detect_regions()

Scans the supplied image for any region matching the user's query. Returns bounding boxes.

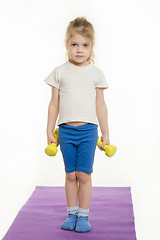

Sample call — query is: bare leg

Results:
[65,172,79,207]
[76,171,92,209]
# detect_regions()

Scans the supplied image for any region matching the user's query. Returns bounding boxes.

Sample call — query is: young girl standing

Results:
[44,17,110,233]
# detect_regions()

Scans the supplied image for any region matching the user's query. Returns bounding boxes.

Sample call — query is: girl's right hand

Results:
[47,132,59,146]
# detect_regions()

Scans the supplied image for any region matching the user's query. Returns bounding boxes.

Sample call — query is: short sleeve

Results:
[95,70,109,90]
[43,67,59,89]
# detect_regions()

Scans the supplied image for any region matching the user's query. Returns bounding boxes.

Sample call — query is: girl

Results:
[44,17,110,233]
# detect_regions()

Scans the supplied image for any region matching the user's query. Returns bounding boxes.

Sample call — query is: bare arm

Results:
[46,86,59,144]
[96,88,110,147]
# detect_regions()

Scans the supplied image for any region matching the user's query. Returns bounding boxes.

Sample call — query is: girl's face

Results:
[67,32,92,66]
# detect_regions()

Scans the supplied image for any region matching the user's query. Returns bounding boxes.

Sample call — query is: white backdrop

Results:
[0,0,160,239]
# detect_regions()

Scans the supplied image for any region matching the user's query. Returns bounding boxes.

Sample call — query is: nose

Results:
[77,45,83,52]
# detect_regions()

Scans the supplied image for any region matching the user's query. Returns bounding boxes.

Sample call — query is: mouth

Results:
[76,55,83,58]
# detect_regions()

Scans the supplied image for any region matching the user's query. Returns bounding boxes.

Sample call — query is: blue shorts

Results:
[58,123,98,174]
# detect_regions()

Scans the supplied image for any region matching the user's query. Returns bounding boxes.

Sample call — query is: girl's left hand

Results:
[98,135,110,151]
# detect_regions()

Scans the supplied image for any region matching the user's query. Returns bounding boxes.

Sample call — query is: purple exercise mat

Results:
[2,186,137,240]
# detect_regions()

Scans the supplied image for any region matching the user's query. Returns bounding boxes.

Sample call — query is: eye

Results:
[72,44,76,46]
[84,44,88,47]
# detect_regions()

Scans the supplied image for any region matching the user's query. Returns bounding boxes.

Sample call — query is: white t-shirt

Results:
[44,60,109,126]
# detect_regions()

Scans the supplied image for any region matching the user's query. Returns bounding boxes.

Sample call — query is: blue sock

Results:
[61,206,78,231]
[75,207,91,232]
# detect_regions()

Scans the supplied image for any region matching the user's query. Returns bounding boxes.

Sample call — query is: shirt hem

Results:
[57,119,98,126]
[44,80,59,89]
[96,85,109,89]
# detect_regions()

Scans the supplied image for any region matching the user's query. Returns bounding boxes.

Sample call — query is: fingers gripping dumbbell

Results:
[97,136,117,157]
[45,128,59,156]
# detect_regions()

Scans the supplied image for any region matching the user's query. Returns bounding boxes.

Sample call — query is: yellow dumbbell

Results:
[45,128,59,156]
[97,136,117,157]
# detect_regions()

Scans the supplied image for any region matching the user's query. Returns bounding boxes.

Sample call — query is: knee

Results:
[66,172,77,182]
[76,171,91,184]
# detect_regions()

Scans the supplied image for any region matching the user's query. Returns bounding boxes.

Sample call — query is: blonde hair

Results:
[65,17,95,64]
